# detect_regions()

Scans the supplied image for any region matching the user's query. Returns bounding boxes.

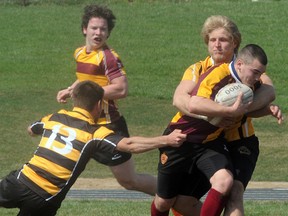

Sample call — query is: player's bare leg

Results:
[110,158,157,195]
[201,169,233,216]
[152,194,177,215]
[223,180,244,216]
[172,195,202,216]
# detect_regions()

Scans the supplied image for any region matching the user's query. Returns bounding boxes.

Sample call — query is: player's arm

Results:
[173,80,198,116]
[188,93,249,118]
[57,80,80,103]
[247,74,275,112]
[27,121,44,137]
[116,129,186,154]
[102,75,128,100]
[173,64,208,119]
[173,80,209,120]
[247,104,283,124]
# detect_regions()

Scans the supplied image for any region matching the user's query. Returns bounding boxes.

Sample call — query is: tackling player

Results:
[0,81,186,215]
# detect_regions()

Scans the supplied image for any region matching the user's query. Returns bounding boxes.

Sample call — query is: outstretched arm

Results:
[116,129,186,153]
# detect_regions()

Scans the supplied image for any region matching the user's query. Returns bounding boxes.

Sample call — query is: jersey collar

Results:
[210,54,236,66]
[72,107,96,124]
[229,61,242,83]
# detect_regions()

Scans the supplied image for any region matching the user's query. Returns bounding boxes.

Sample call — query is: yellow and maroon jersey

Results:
[181,56,214,82]
[17,107,123,204]
[169,63,233,143]
[170,61,258,143]
[74,45,126,125]
[224,117,255,141]
[176,56,257,142]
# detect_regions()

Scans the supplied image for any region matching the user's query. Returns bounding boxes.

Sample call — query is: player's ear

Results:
[92,100,102,120]
[97,100,102,110]
[96,100,103,114]
[82,27,87,36]
[235,59,243,73]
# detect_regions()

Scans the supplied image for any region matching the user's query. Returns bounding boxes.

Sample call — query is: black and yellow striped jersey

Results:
[18,107,123,204]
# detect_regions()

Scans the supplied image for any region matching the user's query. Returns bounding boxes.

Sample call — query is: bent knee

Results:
[116,178,137,190]
[154,195,176,212]
[210,169,234,194]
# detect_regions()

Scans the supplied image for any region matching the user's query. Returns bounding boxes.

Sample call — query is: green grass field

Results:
[0,0,287,215]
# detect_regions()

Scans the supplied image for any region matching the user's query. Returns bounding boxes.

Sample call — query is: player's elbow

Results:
[188,99,198,113]
[172,96,181,109]
[117,86,128,99]
[27,126,36,136]
[121,88,128,98]
[268,89,276,102]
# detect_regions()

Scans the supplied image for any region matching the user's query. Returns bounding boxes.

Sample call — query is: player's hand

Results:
[167,129,186,147]
[269,104,284,124]
[228,92,251,117]
[57,88,71,103]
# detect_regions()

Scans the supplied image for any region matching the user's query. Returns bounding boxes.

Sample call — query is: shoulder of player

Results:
[197,63,230,87]
[205,63,230,76]
[93,126,118,140]
[74,46,86,59]
[101,45,121,59]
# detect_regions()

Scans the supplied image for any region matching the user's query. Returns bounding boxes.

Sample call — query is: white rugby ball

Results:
[215,83,253,106]
[208,83,253,126]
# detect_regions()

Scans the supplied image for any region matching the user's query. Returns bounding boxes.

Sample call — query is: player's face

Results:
[207,28,236,64]
[236,59,266,87]
[83,17,109,52]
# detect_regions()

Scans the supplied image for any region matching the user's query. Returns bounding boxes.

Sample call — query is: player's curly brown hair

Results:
[81,4,116,36]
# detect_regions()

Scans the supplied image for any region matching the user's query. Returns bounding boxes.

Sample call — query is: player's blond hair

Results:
[201,15,242,53]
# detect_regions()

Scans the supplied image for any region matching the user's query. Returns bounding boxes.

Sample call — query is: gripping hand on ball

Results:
[228,92,251,117]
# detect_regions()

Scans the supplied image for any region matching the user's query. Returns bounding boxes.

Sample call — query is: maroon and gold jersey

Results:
[17,107,123,204]
[176,56,256,142]
[181,56,214,82]
[169,61,258,143]
[74,45,126,125]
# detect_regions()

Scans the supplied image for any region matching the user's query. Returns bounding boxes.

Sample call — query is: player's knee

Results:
[211,169,234,194]
[154,195,175,212]
[116,177,137,190]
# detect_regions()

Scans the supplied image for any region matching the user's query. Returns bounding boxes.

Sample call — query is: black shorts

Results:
[157,167,210,199]
[0,170,59,216]
[227,135,259,188]
[157,129,233,199]
[92,116,132,166]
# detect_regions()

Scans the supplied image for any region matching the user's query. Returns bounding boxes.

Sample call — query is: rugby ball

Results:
[208,83,253,125]
[215,83,253,106]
